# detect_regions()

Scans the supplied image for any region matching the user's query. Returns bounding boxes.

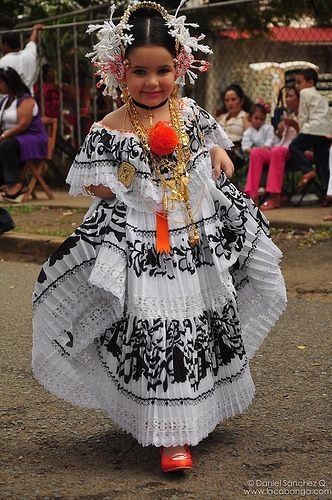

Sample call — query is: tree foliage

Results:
[199,0,332,32]
[1,0,331,31]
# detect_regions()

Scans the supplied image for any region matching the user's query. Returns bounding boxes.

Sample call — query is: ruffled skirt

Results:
[32,174,286,447]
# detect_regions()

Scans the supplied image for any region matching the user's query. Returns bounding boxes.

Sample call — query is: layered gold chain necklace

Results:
[125,94,199,250]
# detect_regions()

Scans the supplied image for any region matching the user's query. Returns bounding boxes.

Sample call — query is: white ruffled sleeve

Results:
[194,103,233,151]
[66,123,162,211]
[66,124,131,197]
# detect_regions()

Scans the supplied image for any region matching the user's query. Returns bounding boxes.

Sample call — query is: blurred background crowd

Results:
[0,0,331,216]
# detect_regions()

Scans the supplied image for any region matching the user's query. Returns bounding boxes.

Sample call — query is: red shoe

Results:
[160,445,193,472]
[260,198,281,211]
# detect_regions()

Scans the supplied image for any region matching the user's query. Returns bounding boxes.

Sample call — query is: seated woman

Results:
[244,85,299,210]
[0,67,48,202]
[217,83,252,170]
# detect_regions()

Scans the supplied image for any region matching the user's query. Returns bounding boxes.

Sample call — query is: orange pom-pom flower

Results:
[149,121,179,156]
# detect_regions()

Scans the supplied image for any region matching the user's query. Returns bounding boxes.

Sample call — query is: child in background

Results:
[289,68,332,198]
[32,1,286,473]
[241,103,275,154]
[244,86,300,208]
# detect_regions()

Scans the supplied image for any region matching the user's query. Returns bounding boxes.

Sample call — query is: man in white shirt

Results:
[0,24,43,94]
[289,68,332,197]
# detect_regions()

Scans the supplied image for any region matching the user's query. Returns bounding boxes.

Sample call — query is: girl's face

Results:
[250,110,266,130]
[0,78,9,95]
[285,89,299,112]
[295,74,312,92]
[224,90,243,116]
[45,67,56,82]
[124,45,176,107]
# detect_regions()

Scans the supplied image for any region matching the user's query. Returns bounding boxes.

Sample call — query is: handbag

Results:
[271,87,287,130]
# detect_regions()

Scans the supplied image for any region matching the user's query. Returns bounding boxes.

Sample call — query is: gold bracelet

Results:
[83,185,95,197]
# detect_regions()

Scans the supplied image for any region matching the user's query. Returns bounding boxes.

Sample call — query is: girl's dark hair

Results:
[220,83,253,114]
[285,84,299,98]
[0,67,30,97]
[249,103,267,117]
[296,68,318,85]
[125,8,176,58]
[42,63,52,80]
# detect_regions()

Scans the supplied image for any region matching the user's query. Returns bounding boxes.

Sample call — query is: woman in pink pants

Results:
[244,86,299,210]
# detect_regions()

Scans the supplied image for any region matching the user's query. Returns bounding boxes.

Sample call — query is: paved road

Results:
[0,242,331,500]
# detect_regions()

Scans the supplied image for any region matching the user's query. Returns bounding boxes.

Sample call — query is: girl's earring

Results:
[171,84,179,99]
[121,84,130,104]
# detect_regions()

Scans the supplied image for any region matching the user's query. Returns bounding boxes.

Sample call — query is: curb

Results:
[1,233,63,263]
[269,220,331,231]
[1,220,331,265]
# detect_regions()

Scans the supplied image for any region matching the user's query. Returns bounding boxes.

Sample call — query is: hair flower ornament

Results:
[86,5,133,97]
[85,1,213,97]
[167,0,212,84]
[256,99,271,114]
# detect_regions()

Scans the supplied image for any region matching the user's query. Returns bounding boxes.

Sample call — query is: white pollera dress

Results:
[32,99,286,447]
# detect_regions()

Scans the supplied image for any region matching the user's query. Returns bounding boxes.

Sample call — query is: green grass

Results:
[5,205,87,215]
[270,226,332,248]
[5,204,42,214]
[36,228,72,237]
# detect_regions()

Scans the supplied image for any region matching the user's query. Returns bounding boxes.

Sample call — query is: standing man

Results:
[0,24,43,94]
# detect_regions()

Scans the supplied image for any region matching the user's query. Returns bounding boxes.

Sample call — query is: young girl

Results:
[244,88,299,208]
[241,103,275,155]
[32,2,286,473]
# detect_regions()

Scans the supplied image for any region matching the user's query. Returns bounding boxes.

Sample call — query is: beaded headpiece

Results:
[86,0,212,98]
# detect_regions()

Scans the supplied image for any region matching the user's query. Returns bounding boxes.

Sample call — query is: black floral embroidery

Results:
[74,205,108,248]
[49,236,80,267]
[37,267,47,284]
[97,299,245,395]
[216,174,270,237]
[105,202,127,243]
[127,238,216,279]
[65,330,74,348]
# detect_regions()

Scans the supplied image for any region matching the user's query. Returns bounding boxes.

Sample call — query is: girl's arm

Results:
[84,184,114,199]
[263,124,276,148]
[210,146,234,179]
[0,98,34,140]
[241,128,252,153]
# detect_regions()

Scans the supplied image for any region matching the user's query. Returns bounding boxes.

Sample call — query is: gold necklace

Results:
[126,95,199,247]
[143,110,155,127]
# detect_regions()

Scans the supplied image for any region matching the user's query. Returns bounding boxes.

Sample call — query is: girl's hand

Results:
[210,146,234,179]
[86,184,114,199]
